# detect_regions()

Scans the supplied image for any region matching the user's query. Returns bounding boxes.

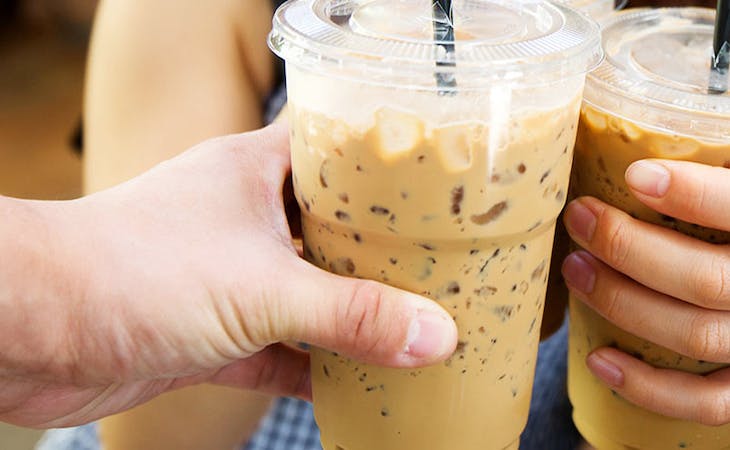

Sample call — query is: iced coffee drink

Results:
[292,91,582,450]
[270,1,602,448]
[568,8,730,450]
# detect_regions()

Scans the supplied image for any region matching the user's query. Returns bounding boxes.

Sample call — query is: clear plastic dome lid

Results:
[562,0,621,19]
[269,0,602,88]
[584,8,730,141]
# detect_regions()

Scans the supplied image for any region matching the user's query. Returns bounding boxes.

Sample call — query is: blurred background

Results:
[0,0,96,202]
[0,0,718,448]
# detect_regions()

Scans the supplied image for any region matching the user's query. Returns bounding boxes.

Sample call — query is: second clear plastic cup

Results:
[569,8,730,450]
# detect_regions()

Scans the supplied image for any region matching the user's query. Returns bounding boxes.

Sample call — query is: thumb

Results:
[268,260,458,369]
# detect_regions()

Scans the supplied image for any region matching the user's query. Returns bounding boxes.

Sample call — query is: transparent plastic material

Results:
[562,0,617,20]
[270,0,602,91]
[270,1,601,449]
[568,8,730,450]
[583,8,729,140]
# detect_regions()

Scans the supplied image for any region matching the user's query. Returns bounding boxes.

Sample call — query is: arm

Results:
[84,0,276,448]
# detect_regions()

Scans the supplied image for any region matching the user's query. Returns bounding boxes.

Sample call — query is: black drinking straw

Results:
[709,0,729,94]
[433,0,456,94]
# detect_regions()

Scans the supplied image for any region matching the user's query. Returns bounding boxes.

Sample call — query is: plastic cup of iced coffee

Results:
[568,7,730,450]
[269,1,601,448]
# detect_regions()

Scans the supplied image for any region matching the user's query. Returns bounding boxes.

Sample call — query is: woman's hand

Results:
[0,123,457,428]
[562,159,730,426]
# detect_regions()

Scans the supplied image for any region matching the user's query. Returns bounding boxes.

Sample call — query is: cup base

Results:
[573,411,635,450]
[321,438,520,450]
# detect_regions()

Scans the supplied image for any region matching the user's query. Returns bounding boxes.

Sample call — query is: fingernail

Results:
[405,311,454,360]
[562,252,596,294]
[587,351,624,388]
[625,161,670,197]
[564,201,597,243]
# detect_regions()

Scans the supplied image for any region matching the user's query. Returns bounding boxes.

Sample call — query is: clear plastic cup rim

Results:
[584,7,730,141]
[268,0,603,89]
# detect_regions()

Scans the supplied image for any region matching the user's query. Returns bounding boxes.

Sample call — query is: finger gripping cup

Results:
[270,1,602,449]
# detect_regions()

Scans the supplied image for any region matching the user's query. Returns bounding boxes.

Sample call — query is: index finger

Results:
[625,160,730,233]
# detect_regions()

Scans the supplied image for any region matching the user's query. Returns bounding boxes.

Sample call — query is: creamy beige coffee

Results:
[291,92,582,449]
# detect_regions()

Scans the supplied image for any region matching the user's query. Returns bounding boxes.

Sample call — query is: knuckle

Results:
[594,276,631,324]
[685,313,730,362]
[639,380,660,409]
[337,281,391,358]
[684,175,710,221]
[693,255,730,309]
[600,215,632,271]
[697,392,730,426]
[601,284,626,322]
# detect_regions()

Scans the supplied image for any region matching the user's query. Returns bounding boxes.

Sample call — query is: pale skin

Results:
[563,159,730,427]
[84,0,280,448]
[0,125,458,429]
